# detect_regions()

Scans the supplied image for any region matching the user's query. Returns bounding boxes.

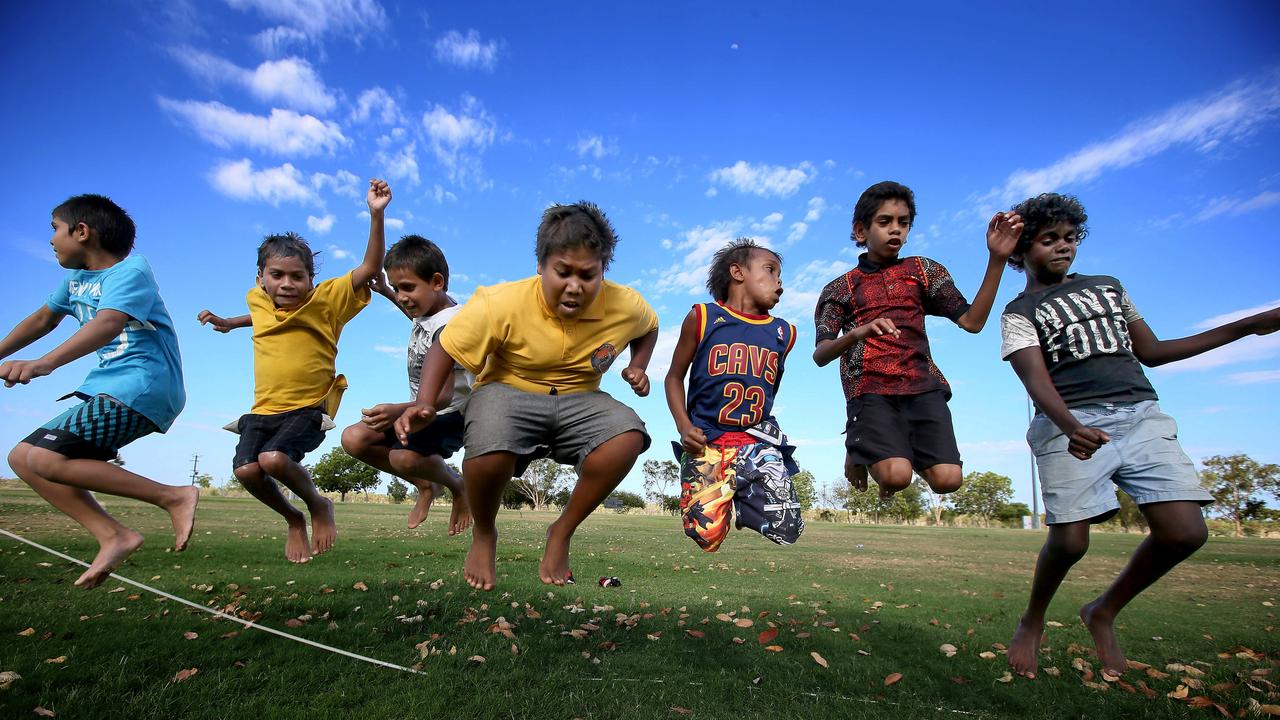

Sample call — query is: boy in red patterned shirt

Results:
[813,181,1022,498]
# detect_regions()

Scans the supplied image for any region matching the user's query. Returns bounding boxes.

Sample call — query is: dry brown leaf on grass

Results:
[764,645,783,653]
[1043,667,1061,677]
[17,628,34,637]
[33,707,55,717]
[0,671,20,690]
[685,630,705,639]
[1167,684,1189,699]
[284,619,305,628]
[183,632,198,640]
[758,627,778,644]
[978,651,997,660]
[733,618,753,628]
[811,652,828,668]
[173,668,198,682]
[884,672,903,686]
[995,672,1014,684]
[352,581,369,591]
[1257,703,1280,716]
[939,644,957,658]
[670,708,693,716]
[43,657,66,664]
[467,656,486,665]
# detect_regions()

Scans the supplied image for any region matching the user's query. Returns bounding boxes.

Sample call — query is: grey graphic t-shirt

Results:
[1000,274,1157,408]
[408,304,473,415]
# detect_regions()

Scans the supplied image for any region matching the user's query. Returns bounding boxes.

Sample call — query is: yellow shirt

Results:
[247,271,370,414]
[440,276,657,395]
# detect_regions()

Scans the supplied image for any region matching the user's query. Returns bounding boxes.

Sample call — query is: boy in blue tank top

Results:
[664,238,803,551]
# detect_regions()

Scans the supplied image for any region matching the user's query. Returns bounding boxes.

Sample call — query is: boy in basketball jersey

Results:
[664,238,803,551]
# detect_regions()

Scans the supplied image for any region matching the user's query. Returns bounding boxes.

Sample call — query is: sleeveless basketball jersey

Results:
[686,302,797,443]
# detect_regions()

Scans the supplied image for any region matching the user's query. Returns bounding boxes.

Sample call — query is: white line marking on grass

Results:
[0,528,423,676]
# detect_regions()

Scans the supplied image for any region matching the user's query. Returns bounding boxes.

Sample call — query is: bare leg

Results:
[844,452,868,492]
[343,422,471,533]
[9,443,146,589]
[234,461,310,563]
[406,480,438,530]
[258,451,335,555]
[461,452,518,591]
[867,457,913,499]
[920,463,962,494]
[1080,501,1207,675]
[541,431,644,586]
[1007,521,1090,678]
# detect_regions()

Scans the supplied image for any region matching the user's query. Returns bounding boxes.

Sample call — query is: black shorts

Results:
[233,407,326,469]
[23,393,158,461]
[382,410,464,459]
[844,391,962,471]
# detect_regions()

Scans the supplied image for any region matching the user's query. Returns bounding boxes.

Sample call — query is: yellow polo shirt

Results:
[247,271,370,414]
[439,276,657,395]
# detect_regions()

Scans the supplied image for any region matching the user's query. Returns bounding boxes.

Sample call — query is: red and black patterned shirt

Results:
[814,254,970,400]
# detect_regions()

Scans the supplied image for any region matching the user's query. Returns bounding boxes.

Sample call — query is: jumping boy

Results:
[1000,192,1279,678]
[665,238,803,551]
[197,179,391,563]
[813,181,1022,498]
[341,235,472,534]
[395,202,658,591]
[1,194,197,589]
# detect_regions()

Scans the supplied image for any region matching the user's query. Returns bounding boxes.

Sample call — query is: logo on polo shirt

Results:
[590,343,618,374]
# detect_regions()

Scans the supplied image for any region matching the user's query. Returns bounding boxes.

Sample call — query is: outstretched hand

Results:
[0,359,51,387]
[986,211,1024,260]
[367,178,392,213]
[394,402,436,444]
[197,310,235,333]
[1250,306,1280,336]
[621,366,650,396]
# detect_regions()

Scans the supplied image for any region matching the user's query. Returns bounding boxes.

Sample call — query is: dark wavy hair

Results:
[1008,193,1089,271]
[51,194,136,257]
[536,201,617,271]
[852,181,916,247]
[257,232,317,277]
[706,238,781,303]
[385,235,449,290]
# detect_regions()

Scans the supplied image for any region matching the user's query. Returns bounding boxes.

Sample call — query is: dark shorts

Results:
[383,409,464,459]
[232,407,326,469]
[23,393,159,461]
[844,391,961,471]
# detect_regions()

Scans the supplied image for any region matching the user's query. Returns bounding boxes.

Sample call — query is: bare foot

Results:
[448,491,472,536]
[285,520,311,564]
[407,482,436,529]
[1007,616,1044,678]
[464,529,498,591]
[878,482,897,500]
[1080,600,1127,675]
[309,497,336,555]
[168,486,200,551]
[539,523,572,586]
[76,529,144,588]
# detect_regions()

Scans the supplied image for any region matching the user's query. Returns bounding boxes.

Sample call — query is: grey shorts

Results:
[1029,400,1213,525]
[463,382,651,476]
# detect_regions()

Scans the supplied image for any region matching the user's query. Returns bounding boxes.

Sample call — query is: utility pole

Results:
[190,453,200,486]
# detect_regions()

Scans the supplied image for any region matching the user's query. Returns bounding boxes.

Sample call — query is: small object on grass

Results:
[598,576,622,588]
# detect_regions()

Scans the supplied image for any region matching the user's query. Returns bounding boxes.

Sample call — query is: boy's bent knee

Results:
[234,462,264,484]
[340,424,377,459]
[1046,527,1089,562]
[1155,522,1208,555]
[923,465,962,494]
[257,451,296,477]
[7,443,32,475]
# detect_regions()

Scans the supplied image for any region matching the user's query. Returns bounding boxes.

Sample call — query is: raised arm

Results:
[664,309,706,454]
[369,271,413,320]
[1129,306,1280,367]
[955,212,1022,333]
[197,310,252,333]
[0,309,128,387]
[1008,347,1109,460]
[0,305,64,360]
[352,178,391,289]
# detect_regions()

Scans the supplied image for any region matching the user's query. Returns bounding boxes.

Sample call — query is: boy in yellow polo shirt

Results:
[396,202,658,591]
[198,179,391,563]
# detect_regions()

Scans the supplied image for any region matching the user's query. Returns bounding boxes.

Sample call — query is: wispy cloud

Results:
[708,160,815,198]
[169,47,337,114]
[373,344,401,356]
[1224,369,1280,384]
[1159,299,1280,372]
[311,169,361,198]
[774,257,850,321]
[804,196,827,222]
[1196,190,1280,221]
[158,98,348,157]
[989,71,1280,204]
[650,219,751,296]
[307,214,336,234]
[1192,300,1280,330]
[350,86,404,125]
[429,184,458,204]
[751,212,782,232]
[325,243,351,259]
[252,25,310,57]
[421,95,498,187]
[227,0,388,42]
[576,135,617,159]
[786,221,808,244]
[209,159,318,205]
[375,135,420,185]
[434,29,500,70]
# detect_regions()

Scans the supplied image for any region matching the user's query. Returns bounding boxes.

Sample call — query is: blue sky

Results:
[2,1,1278,511]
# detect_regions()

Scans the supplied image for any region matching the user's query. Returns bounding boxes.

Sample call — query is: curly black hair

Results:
[51,194,136,257]
[851,181,916,246]
[257,231,318,277]
[1008,193,1089,271]
[706,237,781,303]
[536,201,617,271]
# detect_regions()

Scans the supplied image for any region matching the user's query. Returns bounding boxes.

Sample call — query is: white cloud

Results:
[708,160,815,198]
[227,0,388,42]
[307,214,336,234]
[659,238,672,250]
[386,217,405,230]
[1224,369,1280,384]
[1192,300,1280,330]
[651,220,760,296]
[373,344,401,356]
[350,86,403,125]
[421,95,498,186]
[326,243,351,259]
[209,159,318,205]
[1196,190,1280,221]
[158,98,347,156]
[429,184,458,203]
[434,29,499,70]
[752,212,783,232]
[1159,299,1280,373]
[576,135,617,159]
[774,257,850,320]
[645,324,684,381]
[376,141,420,185]
[991,71,1280,203]
[168,48,336,114]
[312,169,361,198]
[786,221,808,243]
[804,196,827,222]
[252,25,309,56]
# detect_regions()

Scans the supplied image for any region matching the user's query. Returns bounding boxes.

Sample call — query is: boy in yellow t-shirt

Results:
[198,179,390,563]
[396,202,658,591]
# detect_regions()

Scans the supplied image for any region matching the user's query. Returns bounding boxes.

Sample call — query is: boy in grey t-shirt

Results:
[999,193,1279,680]
[341,236,473,534]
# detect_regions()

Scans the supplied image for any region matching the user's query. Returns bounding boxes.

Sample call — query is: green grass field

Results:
[1,488,1277,719]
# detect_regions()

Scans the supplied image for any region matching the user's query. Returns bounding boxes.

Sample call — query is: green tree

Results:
[917,475,950,525]
[994,502,1031,527]
[387,476,409,504]
[642,459,680,514]
[843,484,883,523]
[1200,454,1280,537]
[609,490,646,513]
[885,482,925,524]
[193,473,213,489]
[512,458,572,510]
[1109,490,1148,532]
[792,469,817,511]
[951,471,1014,527]
[309,447,380,502]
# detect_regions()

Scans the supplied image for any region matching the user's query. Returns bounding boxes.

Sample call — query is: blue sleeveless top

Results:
[685,302,796,442]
